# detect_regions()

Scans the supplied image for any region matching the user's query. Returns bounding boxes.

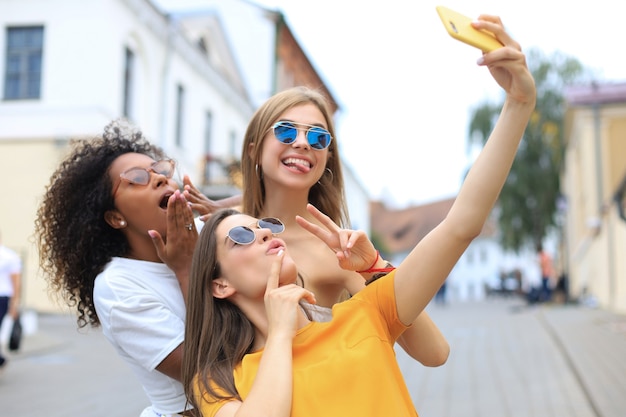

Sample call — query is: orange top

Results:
[193,272,418,417]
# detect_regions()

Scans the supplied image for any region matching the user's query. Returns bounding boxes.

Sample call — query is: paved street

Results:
[1,297,625,417]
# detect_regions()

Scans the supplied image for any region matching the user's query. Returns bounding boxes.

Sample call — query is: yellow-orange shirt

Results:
[195,271,418,417]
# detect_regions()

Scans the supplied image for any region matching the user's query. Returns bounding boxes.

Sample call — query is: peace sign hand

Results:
[295,204,378,272]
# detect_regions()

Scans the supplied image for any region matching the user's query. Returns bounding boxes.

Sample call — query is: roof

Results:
[371,198,498,255]
[565,82,626,106]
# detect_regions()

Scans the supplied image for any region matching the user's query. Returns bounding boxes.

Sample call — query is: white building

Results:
[0,0,255,312]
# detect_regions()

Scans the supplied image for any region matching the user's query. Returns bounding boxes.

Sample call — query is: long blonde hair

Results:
[241,86,349,226]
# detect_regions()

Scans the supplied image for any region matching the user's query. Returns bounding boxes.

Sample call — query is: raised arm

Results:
[357,255,449,366]
[394,15,536,325]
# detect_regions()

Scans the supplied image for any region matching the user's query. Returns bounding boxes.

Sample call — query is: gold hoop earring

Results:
[324,167,334,183]
[318,167,333,185]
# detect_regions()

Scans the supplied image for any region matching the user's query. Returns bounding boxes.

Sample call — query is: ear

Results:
[247,142,256,159]
[104,210,126,229]
[212,278,236,299]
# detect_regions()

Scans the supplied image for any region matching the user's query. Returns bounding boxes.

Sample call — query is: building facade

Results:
[0,0,255,312]
[562,82,626,313]
[371,199,542,302]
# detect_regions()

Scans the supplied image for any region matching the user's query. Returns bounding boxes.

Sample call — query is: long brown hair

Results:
[241,86,349,226]
[182,209,255,409]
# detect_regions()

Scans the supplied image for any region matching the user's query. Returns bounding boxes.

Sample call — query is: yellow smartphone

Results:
[436,6,503,52]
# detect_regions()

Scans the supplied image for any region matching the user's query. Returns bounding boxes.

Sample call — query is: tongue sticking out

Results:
[285,160,311,173]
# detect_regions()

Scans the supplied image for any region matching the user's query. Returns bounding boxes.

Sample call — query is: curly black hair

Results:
[35,119,166,328]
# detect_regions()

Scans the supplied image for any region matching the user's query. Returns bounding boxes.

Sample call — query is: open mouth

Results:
[159,193,172,209]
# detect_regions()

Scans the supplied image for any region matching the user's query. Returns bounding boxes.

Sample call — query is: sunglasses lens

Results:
[121,168,151,185]
[228,226,255,245]
[258,218,284,234]
[307,127,332,150]
[273,122,297,144]
[153,160,175,178]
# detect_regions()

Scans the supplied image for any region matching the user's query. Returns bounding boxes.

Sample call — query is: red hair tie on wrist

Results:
[356,250,396,274]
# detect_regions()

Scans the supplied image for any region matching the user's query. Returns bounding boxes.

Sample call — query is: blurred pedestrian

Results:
[537,244,555,302]
[0,229,22,372]
[435,281,447,305]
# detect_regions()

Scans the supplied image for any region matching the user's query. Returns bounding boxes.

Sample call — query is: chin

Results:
[281,262,299,284]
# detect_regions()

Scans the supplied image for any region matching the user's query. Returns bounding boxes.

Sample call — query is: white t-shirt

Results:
[0,245,21,296]
[93,257,187,415]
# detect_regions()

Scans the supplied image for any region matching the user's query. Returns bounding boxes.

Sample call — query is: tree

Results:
[468,49,590,251]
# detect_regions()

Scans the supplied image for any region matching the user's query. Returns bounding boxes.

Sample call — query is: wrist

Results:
[364,262,395,285]
[357,250,395,274]
[356,250,380,273]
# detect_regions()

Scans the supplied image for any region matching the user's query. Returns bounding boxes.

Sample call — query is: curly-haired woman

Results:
[36,119,199,417]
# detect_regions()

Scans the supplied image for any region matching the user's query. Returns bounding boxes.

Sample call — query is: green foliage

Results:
[468,48,589,251]
[369,229,391,260]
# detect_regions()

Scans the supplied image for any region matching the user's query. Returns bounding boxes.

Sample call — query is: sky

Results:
[155,0,625,208]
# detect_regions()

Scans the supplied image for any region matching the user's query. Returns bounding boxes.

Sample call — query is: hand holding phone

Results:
[436,6,503,52]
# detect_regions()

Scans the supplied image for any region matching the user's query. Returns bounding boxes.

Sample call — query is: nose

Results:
[291,128,310,149]
[256,227,273,242]
[150,170,170,188]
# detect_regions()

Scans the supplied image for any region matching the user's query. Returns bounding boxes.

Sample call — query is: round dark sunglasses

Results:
[272,121,332,150]
[227,217,285,245]
[112,159,176,197]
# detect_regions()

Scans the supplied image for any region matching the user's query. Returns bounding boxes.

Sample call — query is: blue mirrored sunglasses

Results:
[227,217,285,245]
[272,121,332,150]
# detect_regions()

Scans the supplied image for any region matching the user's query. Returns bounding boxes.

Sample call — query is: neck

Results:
[240,300,310,349]
[261,185,312,226]
[125,233,162,263]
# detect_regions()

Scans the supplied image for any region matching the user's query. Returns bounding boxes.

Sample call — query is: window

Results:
[203,111,213,183]
[175,84,185,146]
[204,111,213,154]
[122,47,135,119]
[4,26,44,100]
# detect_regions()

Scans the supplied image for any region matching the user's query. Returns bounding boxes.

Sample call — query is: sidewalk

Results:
[397,298,626,417]
[1,298,625,417]
[0,312,148,417]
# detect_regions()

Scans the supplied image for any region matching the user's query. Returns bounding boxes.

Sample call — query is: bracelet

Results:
[356,250,380,273]
[365,262,396,285]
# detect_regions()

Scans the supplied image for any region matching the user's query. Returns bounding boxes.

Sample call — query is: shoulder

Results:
[94,258,176,304]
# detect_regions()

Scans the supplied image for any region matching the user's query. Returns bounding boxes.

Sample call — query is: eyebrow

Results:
[280,119,327,129]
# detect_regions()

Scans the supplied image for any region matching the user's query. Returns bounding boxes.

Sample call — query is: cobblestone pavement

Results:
[1,297,625,417]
